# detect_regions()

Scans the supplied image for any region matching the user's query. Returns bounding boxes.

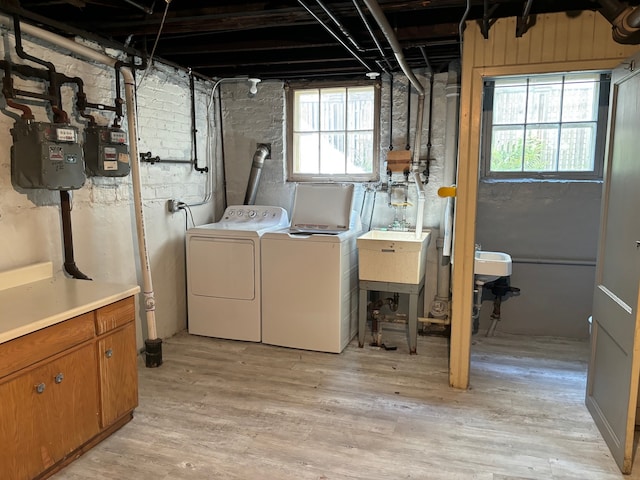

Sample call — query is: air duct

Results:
[598,0,640,44]
[244,144,269,205]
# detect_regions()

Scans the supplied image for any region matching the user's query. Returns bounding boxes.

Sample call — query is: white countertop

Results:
[0,271,140,345]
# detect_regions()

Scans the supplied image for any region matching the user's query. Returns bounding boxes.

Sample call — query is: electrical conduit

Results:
[0,14,162,365]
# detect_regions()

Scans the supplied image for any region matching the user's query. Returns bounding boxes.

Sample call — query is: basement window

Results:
[286,81,380,182]
[481,72,610,180]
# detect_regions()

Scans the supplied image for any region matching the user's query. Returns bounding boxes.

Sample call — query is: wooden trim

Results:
[35,413,134,480]
[95,296,136,335]
[449,12,639,390]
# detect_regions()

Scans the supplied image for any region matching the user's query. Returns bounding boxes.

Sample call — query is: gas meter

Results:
[11,120,85,190]
[84,126,130,177]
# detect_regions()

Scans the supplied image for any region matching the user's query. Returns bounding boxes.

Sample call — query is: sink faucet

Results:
[475,243,482,252]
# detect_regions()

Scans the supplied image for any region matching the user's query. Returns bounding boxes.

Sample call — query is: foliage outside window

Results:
[286,82,380,182]
[481,73,609,179]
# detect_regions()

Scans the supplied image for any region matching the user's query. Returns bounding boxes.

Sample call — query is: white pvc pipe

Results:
[0,15,158,340]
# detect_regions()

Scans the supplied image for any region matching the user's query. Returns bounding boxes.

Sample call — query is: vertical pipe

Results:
[60,190,91,280]
[244,145,269,205]
[0,15,162,365]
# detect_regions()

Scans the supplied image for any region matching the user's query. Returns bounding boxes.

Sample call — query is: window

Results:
[286,81,380,182]
[481,73,610,180]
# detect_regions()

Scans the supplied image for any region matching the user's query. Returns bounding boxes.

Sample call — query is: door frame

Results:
[448,54,628,389]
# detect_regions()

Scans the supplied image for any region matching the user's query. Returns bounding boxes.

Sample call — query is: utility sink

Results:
[474,250,512,283]
[357,230,430,284]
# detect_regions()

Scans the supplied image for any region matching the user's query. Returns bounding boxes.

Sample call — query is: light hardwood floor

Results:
[52,324,637,480]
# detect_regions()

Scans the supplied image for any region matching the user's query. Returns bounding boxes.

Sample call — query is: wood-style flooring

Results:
[52,324,637,479]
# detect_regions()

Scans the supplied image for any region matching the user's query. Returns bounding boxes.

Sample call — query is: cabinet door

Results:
[0,343,100,480]
[98,322,138,428]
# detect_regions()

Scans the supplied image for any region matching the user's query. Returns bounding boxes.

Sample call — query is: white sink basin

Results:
[474,250,512,283]
[357,230,430,284]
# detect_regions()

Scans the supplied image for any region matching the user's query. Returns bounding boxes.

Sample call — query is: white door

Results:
[586,52,640,474]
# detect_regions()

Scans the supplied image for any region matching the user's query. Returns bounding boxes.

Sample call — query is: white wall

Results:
[219,70,455,322]
[0,24,457,343]
[0,29,215,345]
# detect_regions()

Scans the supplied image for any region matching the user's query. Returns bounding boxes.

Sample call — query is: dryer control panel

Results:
[220,205,289,228]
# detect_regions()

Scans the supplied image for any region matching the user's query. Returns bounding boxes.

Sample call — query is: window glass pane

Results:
[558,123,596,171]
[524,124,560,172]
[294,90,319,132]
[562,78,598,122]
[347,86,374,130]
[524,125,559,171]
[490,125,524,172]
[493,81,526,124]
[321,88,345,131]
[293,132,319,173]
[347,132,373,173]
[319,132,346,174]
[527,76,562,123]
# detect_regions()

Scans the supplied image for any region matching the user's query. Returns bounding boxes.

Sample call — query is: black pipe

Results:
[218,91,229,210]
[190,72,208,173]
[598,0,628,23]
[424,72,434,182]
[405,79,411,150]
[388,74,393,151]
[13,15,66,123]
[352,0,393,73]
[314,0,365,52]
[297,0,373,72]
[60,190,91,281]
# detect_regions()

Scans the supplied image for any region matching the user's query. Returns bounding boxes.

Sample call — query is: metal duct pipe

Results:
[361,0,424,96]
[244,144,269,205]
[0,14,162,365]
[597,0,640,43]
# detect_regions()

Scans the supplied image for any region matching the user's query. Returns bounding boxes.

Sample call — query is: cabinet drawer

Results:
[95,296,135,335]
[0,313,95,380]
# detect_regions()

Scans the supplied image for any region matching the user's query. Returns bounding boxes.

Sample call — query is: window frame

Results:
[285,79,381,183]
[480,72,610,181]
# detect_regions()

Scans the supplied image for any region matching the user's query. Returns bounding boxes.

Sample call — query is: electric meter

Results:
[84,126,130,177]
[10,120,85,190]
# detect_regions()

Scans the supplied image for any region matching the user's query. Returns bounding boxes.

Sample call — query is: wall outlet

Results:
[167,199,181,213]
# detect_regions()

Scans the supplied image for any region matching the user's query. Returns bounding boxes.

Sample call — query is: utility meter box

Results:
[11,120,85,190]
[84,126,130,177]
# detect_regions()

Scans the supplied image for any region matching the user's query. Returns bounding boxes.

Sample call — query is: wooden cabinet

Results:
[96,297,139,428]
[0,296,138,480]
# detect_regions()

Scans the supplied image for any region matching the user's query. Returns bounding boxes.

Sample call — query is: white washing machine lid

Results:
[290,183,354,234]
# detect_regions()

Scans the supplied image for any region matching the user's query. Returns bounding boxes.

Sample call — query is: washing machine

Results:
[261,183,361,353]
[186,205,289,341]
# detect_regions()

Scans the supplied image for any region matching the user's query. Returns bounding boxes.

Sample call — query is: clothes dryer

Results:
[186,205,289,341]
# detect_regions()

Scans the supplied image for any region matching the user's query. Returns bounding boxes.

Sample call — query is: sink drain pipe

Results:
[0,15,162,367]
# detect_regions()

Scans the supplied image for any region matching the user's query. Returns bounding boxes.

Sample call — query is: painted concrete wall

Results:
[219,71,455,325]
[0,29,215,346]
[476,181,601,338]
[0,26,455,345]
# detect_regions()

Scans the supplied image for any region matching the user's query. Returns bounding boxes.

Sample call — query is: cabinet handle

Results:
[35,383,46,394]
[105,348,113,358]
[55,373,64,384]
